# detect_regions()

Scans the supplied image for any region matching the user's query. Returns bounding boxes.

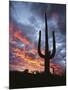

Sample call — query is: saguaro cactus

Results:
[38,13,56,74]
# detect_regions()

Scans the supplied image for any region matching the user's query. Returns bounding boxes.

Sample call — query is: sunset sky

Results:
[9,1,66,76]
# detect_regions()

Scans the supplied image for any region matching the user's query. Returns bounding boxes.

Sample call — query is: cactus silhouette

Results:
[38,13,56,74]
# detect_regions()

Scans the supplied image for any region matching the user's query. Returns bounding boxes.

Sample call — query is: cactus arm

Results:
[50,31,56,59]
[38,31,45,58]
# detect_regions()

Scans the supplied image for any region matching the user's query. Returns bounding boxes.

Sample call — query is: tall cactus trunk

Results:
[45,58,50,74]
[38,13,56,75]
[45,13,49,73]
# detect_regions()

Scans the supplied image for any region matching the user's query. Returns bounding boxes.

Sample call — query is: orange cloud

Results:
[14,31,31,45]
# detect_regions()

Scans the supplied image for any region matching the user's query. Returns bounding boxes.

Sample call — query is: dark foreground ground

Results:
[9,71,66,89]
